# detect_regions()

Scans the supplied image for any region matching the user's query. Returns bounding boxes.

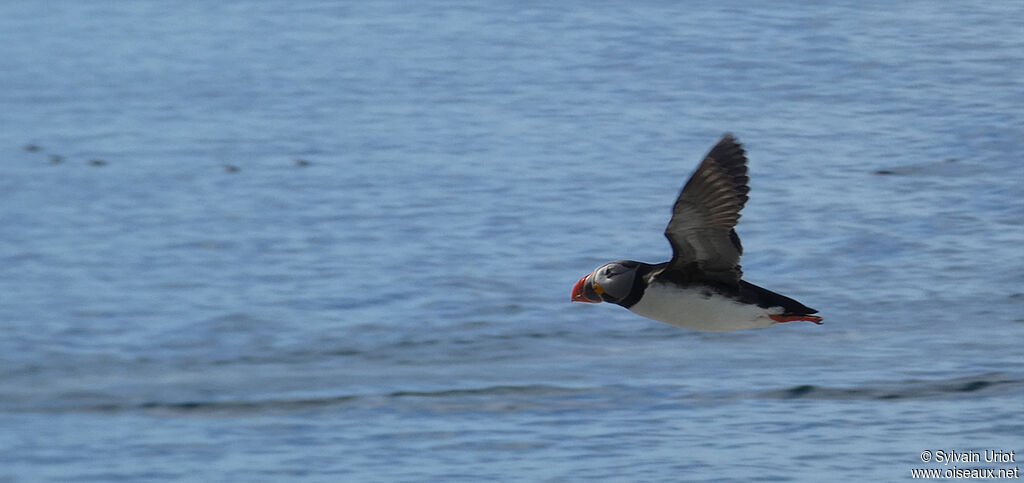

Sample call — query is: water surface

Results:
[1,2,1022,481]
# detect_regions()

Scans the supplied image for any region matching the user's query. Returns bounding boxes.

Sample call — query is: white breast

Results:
[628,282,782,332]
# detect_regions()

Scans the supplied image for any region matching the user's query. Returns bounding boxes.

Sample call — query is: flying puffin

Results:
[571,134,822,331]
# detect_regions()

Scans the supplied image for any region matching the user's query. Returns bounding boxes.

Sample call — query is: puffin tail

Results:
[738,281,822,325]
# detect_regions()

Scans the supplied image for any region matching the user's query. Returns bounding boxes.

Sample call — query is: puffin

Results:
[571,134,822,331]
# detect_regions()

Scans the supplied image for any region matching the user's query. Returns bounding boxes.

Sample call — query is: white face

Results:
[590,260,639,303]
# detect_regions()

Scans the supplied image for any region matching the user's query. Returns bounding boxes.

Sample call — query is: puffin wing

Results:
[663,134,750,284]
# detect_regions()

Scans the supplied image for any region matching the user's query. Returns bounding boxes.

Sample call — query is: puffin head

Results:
[571,260,640,304]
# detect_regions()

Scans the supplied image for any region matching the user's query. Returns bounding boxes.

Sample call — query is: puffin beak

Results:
[571,273,601,303]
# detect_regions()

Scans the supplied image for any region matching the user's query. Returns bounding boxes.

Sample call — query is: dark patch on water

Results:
[871,158,970,176]
[782,384,816,398]
[758,373,1019,401]
[388,384,574,398]
[956,380,991,392]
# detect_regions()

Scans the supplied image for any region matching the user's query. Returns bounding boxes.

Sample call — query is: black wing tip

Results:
[701,135,750,202]
[705,134,748,174]
[716,133,742,151]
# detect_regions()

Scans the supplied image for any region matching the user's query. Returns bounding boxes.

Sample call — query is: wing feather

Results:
[664,134,750,284]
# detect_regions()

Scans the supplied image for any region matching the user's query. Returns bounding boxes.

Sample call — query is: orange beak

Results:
[571,273,601,303]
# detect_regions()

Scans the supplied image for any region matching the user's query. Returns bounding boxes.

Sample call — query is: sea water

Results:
[1,2,1022,481]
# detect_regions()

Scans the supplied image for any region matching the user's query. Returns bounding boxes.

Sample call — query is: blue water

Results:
[2,2,1023,481]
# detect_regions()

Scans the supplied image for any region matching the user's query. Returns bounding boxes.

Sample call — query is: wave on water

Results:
[753,373,1021,401]
[871,157,974,176]
[5,374,1021,416]
[5,384,598,415]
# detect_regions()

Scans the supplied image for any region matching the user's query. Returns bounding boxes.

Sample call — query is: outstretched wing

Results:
[663,134,750,284]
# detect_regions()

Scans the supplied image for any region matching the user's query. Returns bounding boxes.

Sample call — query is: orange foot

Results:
[770,314,824,325]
